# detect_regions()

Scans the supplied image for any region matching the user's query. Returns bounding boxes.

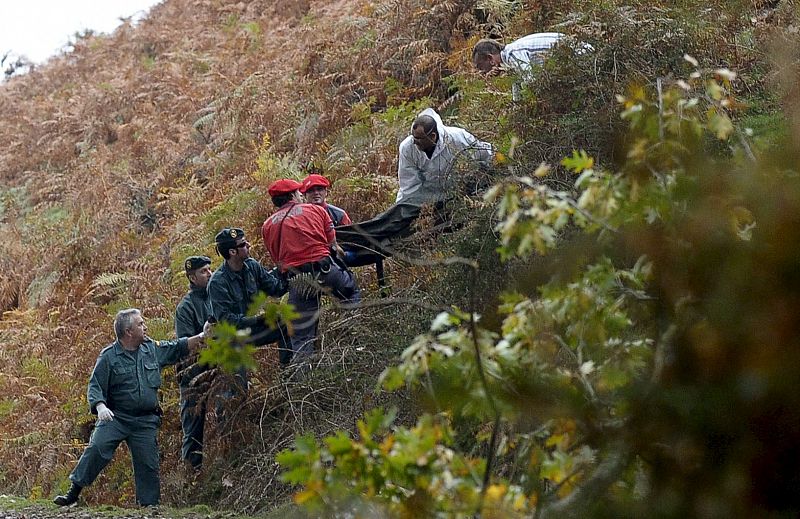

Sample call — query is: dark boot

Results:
[53,482,82,506]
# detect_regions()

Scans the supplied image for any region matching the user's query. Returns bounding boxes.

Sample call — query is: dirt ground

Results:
[0,498,246,519]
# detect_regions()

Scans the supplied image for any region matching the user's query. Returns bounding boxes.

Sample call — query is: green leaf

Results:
[325,431,354,456]
[561,149,595,173]
[708,109,733,140]
[379,366,405,391]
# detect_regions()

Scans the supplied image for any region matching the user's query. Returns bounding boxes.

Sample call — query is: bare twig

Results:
[465,264,502,517]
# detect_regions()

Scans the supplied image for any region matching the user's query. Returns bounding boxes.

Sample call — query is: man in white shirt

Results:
[472,32,566,74]
[472,33,592,100]
[396,107,494,203]
[336,108,493,255]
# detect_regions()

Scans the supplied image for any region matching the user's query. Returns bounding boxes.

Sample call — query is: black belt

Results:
[289,256,332,276]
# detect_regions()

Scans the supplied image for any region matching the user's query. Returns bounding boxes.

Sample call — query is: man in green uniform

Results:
[207,228,290,367]
[54,308,208,507]
[174,256,213,472]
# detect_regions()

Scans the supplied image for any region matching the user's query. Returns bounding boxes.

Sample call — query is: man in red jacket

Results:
[261,179,360,368]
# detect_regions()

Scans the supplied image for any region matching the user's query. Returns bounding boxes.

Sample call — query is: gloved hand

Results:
[96,402,114,422]
[202,319,214,339]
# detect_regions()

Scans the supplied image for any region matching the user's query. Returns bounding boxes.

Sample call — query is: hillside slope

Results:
[0,0,485,509]
[1,0,795,514]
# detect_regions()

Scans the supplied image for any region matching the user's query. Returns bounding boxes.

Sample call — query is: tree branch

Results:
[538,443,631,519]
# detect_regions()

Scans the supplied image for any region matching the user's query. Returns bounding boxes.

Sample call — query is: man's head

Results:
[472,39,504,74]
[411,115,438,154]
[215,228,250,261]
[184,255,213,288]
[268,178,303,208]
[114,308,146,343]
[301,174,331,206]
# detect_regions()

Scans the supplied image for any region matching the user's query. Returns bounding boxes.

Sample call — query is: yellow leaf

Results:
[557,478,576,498]
[495,151,507,165]
[545,433,571,450]
[294,489,317,505]
[534,162,551,178]
[706,80,725,101]
[485,484,507,502]
[380,436,395,454]
[708,110,733,140]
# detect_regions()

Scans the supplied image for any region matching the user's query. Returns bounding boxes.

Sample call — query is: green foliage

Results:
[140,55,156,70]
[242,22,262,51]
[102,298,136,319]
[0,185,30,219]
[252,134,301,183]
[201,189,261,233]
[199,321,258,374]
[277,410,509,516]
[198,293,298,374]
[279,53,800,515]
[0,398,17,419]
[90,272,132,296]
[146,317,173,341]
[246,291,299,331]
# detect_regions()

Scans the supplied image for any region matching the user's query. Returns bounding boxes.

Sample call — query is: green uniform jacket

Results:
[207,258,286,329]
[174,284,211,386]
[87,337,189,415]
[175,284,211,338]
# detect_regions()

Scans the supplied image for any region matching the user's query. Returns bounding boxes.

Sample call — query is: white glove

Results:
[202,320,214,339]
[96,402,114,422]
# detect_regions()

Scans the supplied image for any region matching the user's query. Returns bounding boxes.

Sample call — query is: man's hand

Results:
[202,320,214,339]
[96,402,114,422]
[333,242,346,259]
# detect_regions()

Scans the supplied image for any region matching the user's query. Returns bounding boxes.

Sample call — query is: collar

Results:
[280,201,299,213]
[220,258,251,278]
[189,283,208,297]
[113,339,149,355]
[223,256,246,273]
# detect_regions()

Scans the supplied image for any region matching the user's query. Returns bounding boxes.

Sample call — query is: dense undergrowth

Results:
[0,0,797,516]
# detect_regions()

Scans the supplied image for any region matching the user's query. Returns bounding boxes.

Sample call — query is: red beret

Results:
[300,174,331,193]
[267,179,302,197]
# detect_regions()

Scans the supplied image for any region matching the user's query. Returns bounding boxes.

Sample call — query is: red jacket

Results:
[262,202,334,271]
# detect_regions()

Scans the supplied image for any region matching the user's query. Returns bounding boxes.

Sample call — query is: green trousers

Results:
[70,412,161,506]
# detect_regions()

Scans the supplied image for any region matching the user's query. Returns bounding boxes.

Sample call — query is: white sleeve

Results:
[396,139,421,202]
[451,128,494,168]
[505,48,532,71]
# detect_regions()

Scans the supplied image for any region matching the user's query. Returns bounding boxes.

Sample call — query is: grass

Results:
[0,493,292,517]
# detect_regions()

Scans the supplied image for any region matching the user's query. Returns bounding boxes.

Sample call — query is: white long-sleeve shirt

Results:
[500,32,565,72]
[396,108,494,203]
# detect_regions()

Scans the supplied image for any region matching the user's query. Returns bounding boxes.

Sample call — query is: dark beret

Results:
[184,255,211,273]
[214,227,245,250]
